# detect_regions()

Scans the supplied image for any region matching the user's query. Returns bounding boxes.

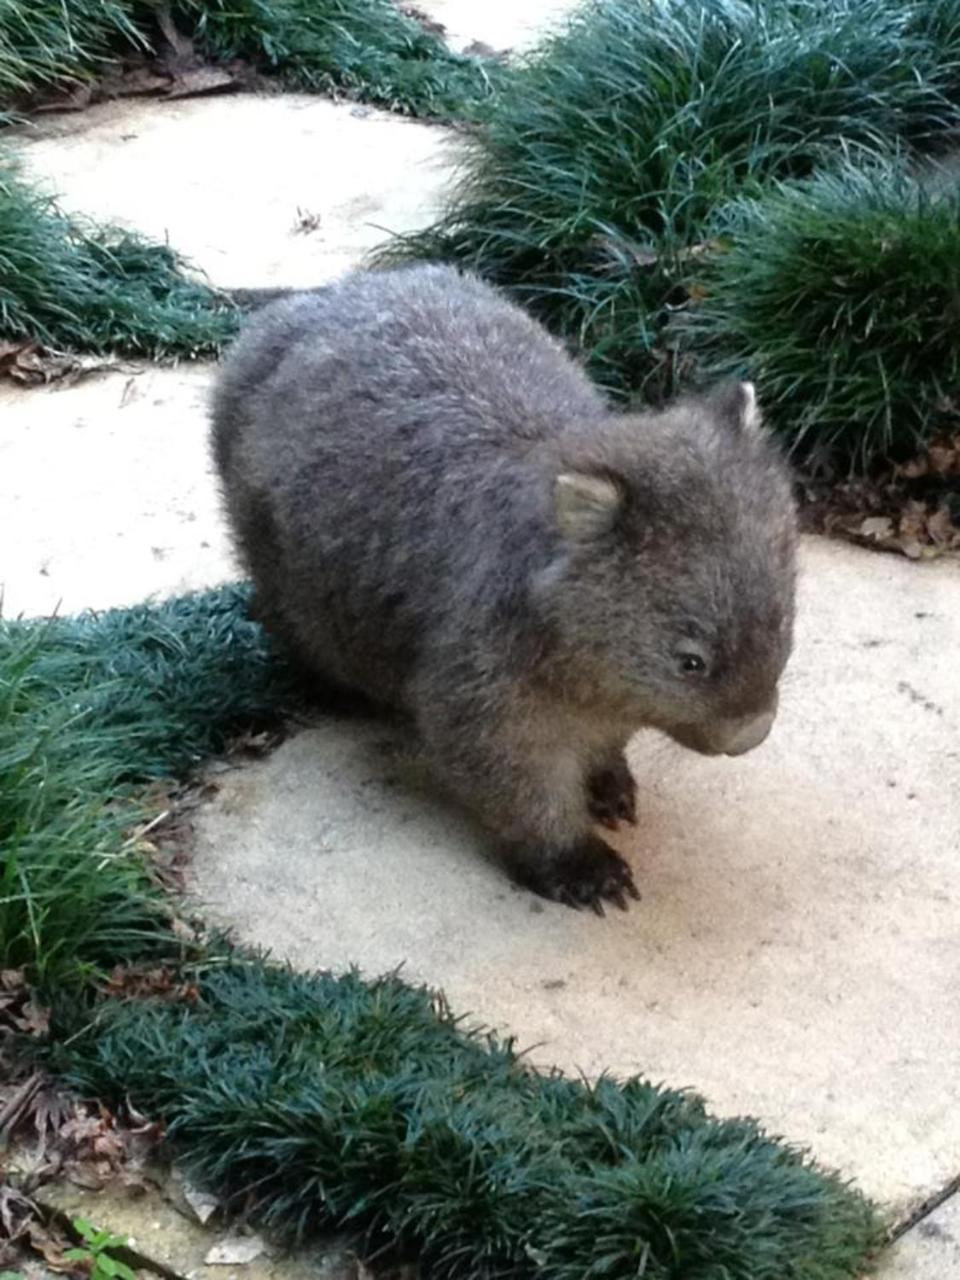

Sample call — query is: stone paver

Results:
[0,366,233,617]
[9,94,456,292]
[189,538,960,1212]
[418,0,576,51]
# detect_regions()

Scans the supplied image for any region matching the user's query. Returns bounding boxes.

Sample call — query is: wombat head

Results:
[537,382,797,757]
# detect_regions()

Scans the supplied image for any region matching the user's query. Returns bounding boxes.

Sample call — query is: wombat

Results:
[211,264,797,913]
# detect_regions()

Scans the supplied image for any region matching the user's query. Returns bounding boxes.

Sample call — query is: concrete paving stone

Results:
[0,365,235,618]
[8,95,457,292]
[416,0,577,51]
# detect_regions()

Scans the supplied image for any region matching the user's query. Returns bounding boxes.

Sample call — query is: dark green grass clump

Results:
[383,0,960,404]
[679,161,960,466]
[172,0,499,119]
[0,0,495,123]
[0,585,298,989]
[0,0,144,121]
[54,958,885,1279]
[0,164,238,357]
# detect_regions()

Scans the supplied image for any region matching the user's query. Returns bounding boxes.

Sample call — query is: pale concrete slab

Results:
[0,365,236,617]
[8,94,457,290]
[881,1196,960,1277]
[417,0,577,52]
[189,538,960,1212]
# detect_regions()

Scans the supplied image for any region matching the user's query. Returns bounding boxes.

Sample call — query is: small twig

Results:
[0,1073,43,1141]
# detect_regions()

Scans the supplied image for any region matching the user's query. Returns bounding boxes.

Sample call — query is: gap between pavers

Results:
[880,1192,960,1277]
[188,538,960,1216]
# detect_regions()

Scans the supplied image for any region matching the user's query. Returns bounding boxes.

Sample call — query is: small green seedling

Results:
[63,1219,138,1280]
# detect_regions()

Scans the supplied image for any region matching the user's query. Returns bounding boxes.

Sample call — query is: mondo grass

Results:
[0,0,145,121]
[381,0,960,400]
[678,160,960,467]
[171,0,499,119]
[53,958,886,1279]
[0,585,298,992]
[0,164,238,357]
[0,0,495,124]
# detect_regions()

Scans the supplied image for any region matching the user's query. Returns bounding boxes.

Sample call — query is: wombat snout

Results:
[670,698,778,758]
[718,705,777,756]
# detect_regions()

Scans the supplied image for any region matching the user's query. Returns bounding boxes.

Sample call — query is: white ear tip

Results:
[740,381,761,431]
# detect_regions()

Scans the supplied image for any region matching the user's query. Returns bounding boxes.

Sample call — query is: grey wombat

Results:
[211,265,797,912]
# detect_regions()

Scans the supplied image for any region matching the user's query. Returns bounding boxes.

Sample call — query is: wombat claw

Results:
[588,761,638,831]
[537,838,640,914]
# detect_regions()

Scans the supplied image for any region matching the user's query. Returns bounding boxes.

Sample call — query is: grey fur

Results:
[211,264,797,912]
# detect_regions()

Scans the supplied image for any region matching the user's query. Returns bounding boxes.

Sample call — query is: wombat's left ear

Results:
[710,380,763,434]
[555,472,622,540]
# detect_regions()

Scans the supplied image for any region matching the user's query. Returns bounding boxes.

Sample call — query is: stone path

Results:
[1,4,957,1273]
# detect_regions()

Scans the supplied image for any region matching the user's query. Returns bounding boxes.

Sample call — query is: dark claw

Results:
[514,836,640,915]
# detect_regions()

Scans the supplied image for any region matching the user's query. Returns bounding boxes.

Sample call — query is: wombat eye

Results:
[675,647,709,677]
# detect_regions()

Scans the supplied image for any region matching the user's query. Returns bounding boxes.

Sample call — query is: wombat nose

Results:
[721,706,777,756]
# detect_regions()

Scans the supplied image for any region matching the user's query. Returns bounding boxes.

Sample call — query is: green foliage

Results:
[0,0,495,123]
[0,0,144,120]
[64,1220,138,1280]
[0,163,237,357]
[679,160,960,465]
[0,585,298,989]
[172,0,499,118]
[383,0,960,446]
[54,958,885,1279]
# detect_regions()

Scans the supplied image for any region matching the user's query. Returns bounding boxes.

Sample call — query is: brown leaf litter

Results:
[799,433,960,560]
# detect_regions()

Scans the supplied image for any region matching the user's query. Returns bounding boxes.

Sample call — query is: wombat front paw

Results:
[515,836,640,915]
[588,757,638,830]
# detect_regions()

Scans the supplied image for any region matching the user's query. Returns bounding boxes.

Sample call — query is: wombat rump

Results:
[211,265,797,912]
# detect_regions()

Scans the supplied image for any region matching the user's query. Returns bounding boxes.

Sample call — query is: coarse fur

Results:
[211,264,797,911]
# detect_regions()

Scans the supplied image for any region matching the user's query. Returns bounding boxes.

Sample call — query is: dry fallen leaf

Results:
[0,342,80,385]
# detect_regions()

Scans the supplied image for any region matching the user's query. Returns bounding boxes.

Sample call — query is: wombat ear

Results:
[555,472,622,540]
[710,380,762,434]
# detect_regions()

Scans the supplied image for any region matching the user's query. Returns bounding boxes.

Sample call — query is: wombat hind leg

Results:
[587,754,638,831]
[507,835,640,915]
